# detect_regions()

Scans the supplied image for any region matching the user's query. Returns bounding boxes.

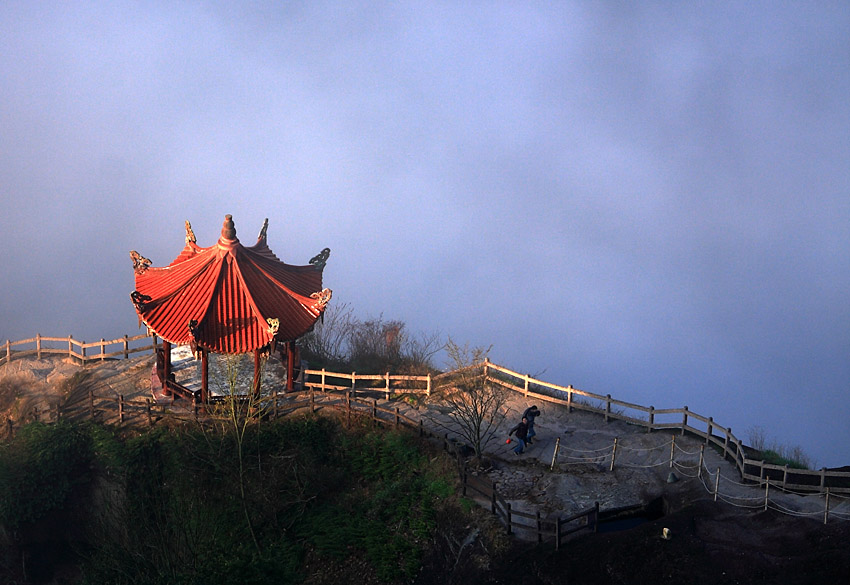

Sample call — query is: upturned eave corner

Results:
[130,250,151,274]
[309,247,331,270]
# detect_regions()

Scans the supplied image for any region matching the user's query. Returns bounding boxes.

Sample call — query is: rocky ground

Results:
[2,353,849,584]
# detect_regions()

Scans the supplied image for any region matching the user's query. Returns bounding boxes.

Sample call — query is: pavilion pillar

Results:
[162,340,172,396]
[286,341,295,392]
[201,348,209,403]
[253,349,262,398]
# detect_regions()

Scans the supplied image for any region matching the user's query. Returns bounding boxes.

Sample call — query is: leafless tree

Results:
[300,303,442,374]
[300,302,356,368]
[431,339,508,459]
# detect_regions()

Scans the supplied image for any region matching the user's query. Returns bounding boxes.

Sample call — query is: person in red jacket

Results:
[508,417,529,455]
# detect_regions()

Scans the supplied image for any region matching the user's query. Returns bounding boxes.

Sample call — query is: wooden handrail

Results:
[1,332,158,366]
[2,332,847,492]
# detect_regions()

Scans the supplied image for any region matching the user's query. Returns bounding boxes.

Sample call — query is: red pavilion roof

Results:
[130,215,331,354]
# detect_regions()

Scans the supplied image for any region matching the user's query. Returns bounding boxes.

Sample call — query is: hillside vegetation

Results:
[0,415,509,584]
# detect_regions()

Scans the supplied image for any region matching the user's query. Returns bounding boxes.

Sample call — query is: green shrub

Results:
[0,420,93,529]
[760,448,809,470]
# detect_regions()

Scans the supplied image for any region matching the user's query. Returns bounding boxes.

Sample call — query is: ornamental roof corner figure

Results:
[129,214,332,354]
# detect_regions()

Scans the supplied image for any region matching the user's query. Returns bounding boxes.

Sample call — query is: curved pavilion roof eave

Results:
[130,214,331,355]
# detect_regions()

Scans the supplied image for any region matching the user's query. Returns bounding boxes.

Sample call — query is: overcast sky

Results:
[1,2,848,467]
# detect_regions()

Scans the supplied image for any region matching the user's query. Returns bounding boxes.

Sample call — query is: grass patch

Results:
[747,425,815,470]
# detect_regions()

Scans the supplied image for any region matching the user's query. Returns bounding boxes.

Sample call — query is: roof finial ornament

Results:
[257,218,269,242]
[310,247,331,269]
[185,220,196,244]
[220,214,237,241]
[130,250,152,274]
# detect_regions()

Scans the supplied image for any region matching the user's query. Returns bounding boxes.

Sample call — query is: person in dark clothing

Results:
[522,405,541,444]
[508,417,529,454]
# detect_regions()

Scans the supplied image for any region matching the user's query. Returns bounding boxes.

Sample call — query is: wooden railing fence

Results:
[307,390,600,547]
[2,332,848,493]
[0,366,597,549]
[1,332,159,365]
[459,462,598,547]
[302,368,432,398]
[480,359,850,495]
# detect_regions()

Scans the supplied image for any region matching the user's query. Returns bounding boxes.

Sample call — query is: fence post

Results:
[698,445,705,479]
[524,374,529,397]
[567,385,573,413]
[714,467,720,501]
[310,387,315,413]
[681,406,688,435]
[506,502,513,535]
[426,373,431,397]
[723,428,732,462]
[37,333,42,359]
[604,394,611,422]
[648,406,654,433]
[609,437,618,471]
[123,335,129,359]
[385,372,390,400]
[592,501,599,533]
[119,395,124,423]
[824,488,830,524]
[372,399,377,425]
[550,436,560,471]
[669,435,676,468]
[68,335,73,359]
[321,368,326,392]
[736,438,744,467]
[536,510,543,543]
[346,391,351,428]
[783,464,789,489]
[395,407,400,428]
[706,417,713,444]
[764,481,770,511]
[6,339,10,363]
[100,339,106,361]
[555,517,562,551]
[820,468,826,491]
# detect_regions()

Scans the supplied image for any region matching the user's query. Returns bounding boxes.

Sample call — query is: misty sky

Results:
[1,2,848,467]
